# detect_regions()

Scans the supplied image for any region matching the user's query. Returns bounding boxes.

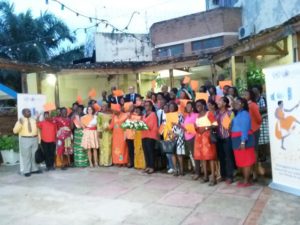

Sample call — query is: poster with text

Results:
[17,94,46,173]
[264,62,300,196]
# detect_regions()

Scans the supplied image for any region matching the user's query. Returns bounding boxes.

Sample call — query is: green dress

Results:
[97,112,112,166]
[74,128,88,167]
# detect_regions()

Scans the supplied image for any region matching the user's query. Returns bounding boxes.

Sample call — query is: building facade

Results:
[150,8,241,61]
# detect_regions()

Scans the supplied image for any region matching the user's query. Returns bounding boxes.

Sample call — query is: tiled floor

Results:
[0,165,299,225]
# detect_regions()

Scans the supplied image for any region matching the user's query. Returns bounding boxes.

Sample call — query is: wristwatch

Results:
[241,141,245,145]
[205,127,208,130]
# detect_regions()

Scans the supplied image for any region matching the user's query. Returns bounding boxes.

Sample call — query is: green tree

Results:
[0,1,76,63]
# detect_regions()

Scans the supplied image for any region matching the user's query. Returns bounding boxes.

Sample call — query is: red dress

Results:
[194,112,217,161]
[53,117,73,156]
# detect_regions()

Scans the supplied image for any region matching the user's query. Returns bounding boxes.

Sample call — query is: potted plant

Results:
[0,135,19,165]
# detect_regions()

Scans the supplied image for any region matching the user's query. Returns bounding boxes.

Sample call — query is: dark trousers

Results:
[142,138,156,169]
[126,139,135,166]
[217,138,235,180]
[41,141,56,169]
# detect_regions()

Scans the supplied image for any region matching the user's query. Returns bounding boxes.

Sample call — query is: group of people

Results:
[13,78,270,187]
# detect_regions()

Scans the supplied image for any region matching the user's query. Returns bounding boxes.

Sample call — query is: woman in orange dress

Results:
[275,100,300,150]
[80,106,99,168]
[194,99,218,186]
[108,105,129,166]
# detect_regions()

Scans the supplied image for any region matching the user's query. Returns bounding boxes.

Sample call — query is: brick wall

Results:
[150,8,242,60]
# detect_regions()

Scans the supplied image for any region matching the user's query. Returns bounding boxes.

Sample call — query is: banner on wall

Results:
[264,62,300,196]
[17,94,46,173]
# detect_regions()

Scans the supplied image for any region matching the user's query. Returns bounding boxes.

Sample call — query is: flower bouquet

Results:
[121,119,148,130]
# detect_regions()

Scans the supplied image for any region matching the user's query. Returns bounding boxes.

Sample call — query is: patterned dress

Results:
[97,112,113,166]
[257,96,270,145]
[74,128,88,167]
[172,113,185,155]
[53,117,73,156]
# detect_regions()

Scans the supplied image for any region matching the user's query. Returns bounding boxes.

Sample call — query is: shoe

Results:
[209,180,217,186]
[173,170,179,177]
[225,179,233,185]
[192,175,200,180]
[24,173,31,177]
[237,182,253,188]
[50,167,56,171]
[179,171,185,176]
[61,166,67,170]
[143,168,150,173]
[147,168,155,174]
[167,168,174,174]
[31,170,43,174]
[200,177,209,183]
[45,168,50,172]
[127,164,133,168]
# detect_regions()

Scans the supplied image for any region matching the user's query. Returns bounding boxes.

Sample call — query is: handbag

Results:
[210,128,218,144]
[158,140,177,154]
[35,144,45,164]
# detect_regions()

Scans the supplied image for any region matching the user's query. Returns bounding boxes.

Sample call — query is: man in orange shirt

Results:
[37,111,57,171]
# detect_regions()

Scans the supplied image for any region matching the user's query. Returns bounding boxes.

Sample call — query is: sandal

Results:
[173,170,179,177]
[147,168,154,174]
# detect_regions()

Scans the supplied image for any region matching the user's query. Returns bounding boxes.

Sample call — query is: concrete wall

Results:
[239,0,300,34]
[95,33,152,62]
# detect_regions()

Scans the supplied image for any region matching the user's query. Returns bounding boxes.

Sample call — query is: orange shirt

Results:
[37,120,57,143]
[142,112,158,140]
[248,101,262,132]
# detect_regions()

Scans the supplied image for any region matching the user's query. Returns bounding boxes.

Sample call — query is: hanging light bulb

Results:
[89,17,92,23]
[76,13,79,16]
[84,28,87,34]
[45,0,49,4]
[61,4,64,10]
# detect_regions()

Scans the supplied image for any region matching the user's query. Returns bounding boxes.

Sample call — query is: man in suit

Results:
[124,86,140,104]
[107,86,123,106]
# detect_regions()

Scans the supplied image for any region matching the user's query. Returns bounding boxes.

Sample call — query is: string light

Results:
[47,0,148,43]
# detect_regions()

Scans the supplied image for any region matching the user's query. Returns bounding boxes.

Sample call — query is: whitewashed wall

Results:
[95,33,152,62]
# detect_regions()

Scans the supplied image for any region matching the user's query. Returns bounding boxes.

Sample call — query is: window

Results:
[157,44,184,58]
[192,36,224,51]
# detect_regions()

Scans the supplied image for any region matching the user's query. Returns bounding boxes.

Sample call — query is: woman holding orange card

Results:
[108,104,129,166]
[182,102,198,178]
[216,97,235,184]
[97,103,112,166]
[194,99,218,186]
[80,106,99,168]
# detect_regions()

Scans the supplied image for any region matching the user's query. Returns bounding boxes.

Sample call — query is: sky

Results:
[10,0,206,48]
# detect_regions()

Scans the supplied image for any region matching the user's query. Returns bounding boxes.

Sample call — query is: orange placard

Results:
[88,88,97,99]
[185,124,196,134]
[222,114,231,129]
[166,112,179,125]
[81,114,93,127]
[43,102,56,112]
[93,103,101,112]
[151,80,156,89]
[219,80,232,89]
[111,103,121,112]
[113,89,124,97]
[77,96,83,105]
[124,102,133,112]
[183,76,191,84]
[190,80,199,91]
[159,124,165,135]
[195,92,209,102]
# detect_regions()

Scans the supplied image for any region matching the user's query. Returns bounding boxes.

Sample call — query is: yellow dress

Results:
[97,112,112,166]
[134,130,145,169]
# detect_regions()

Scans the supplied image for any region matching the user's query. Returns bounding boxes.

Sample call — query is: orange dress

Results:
[275,108,297,139]
[109,113,128,165]
[194,112,218,161]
